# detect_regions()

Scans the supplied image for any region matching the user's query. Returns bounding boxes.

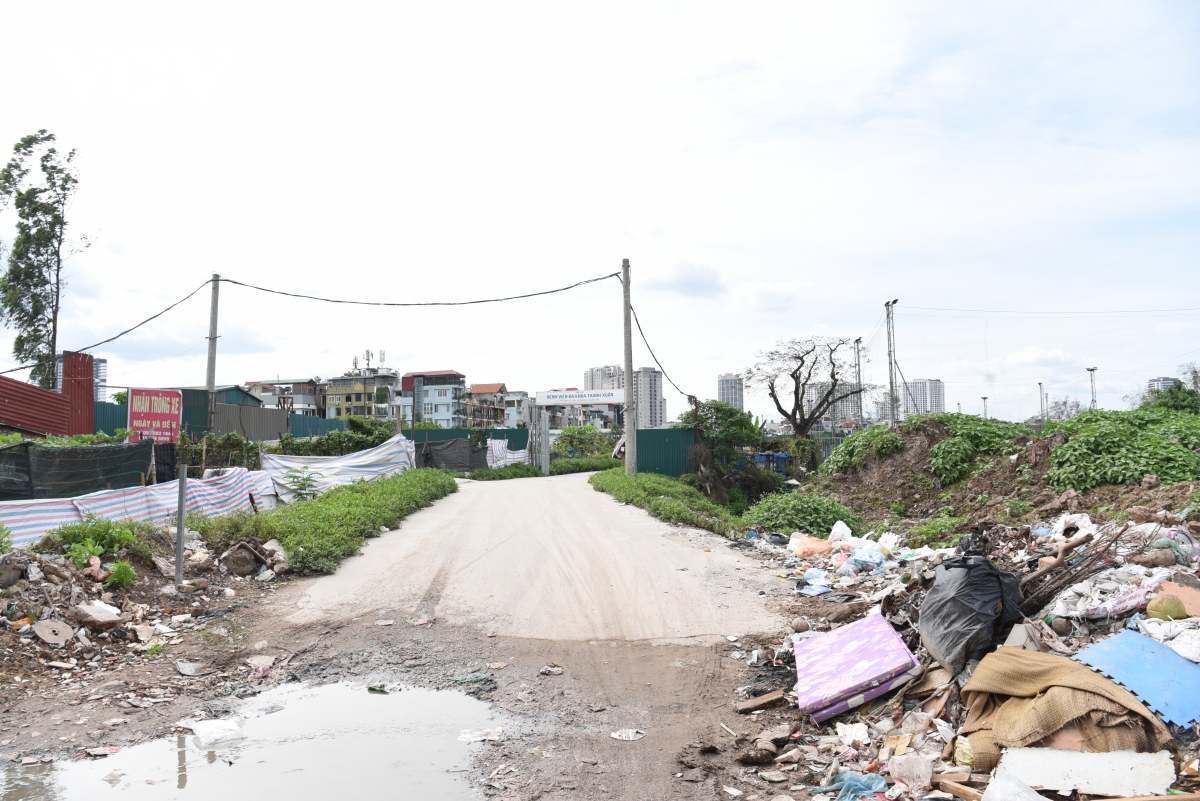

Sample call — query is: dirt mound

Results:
[809,424,1199,544]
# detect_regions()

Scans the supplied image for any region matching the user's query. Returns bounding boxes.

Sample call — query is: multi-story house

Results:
[393,370,467,429]
[466,383,507,428]
[245,378,324,417]
[324,366,401,419]
[504,391,532,429]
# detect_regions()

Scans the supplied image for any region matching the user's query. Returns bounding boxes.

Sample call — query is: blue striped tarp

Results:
[0,468,274,547]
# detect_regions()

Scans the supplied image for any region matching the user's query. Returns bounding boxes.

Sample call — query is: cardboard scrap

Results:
[1159,581,1200,617]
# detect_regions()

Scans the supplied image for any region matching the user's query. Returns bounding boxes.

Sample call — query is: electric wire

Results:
[0,272,621,379]
[629,304,693,400]
[218,273,620,307]
[0,279,214,377]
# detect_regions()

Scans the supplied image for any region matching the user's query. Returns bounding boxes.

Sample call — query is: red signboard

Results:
[127,389,183,443]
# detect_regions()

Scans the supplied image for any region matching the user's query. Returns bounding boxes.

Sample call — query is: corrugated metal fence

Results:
[0,375,70,436]
[635,428,695,476]
[213,404,290,441]
[288,415,344,438]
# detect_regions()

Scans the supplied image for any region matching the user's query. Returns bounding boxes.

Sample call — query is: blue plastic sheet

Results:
[1074,629,1200,727]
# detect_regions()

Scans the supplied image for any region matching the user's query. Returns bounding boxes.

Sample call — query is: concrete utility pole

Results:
[853,337,864,429]
[623,259,637,476]
[205,274,220,434]
[1038,381,1045,428]
[1087,367,1098,410]
[982,396,988,419]
[175,462,187,587]
[885,299,899,427]
[957,403,961,414]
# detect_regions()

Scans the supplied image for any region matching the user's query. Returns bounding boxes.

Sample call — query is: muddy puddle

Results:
[1,683,505,800]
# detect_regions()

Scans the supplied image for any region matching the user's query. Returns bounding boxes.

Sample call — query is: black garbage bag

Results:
[918,555,1023,676]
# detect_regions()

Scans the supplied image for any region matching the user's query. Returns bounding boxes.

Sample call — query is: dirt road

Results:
[255,474,792,799]
[288,473,783,643]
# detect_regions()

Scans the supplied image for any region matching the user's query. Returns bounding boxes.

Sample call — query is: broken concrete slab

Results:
[72,601,121,631]
[999,748,1175,798]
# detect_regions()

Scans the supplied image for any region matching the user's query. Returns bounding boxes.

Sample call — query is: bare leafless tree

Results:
[744,337,870,438]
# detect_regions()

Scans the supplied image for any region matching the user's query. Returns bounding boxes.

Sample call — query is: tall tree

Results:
[0,130,87,388]
[744,336,867,438]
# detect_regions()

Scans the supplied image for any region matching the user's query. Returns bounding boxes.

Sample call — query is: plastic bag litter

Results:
[610,729,646,741]
[790,532,834,557]
[804,568,831,586]
[888,753,932,792]
[1137,616,1200,663]
[820,767,888,801]
[816,771,888,801]
[190,719,246,749]
[981,767,1043,801]
[829,521,854,542]
[918,555,1022,676]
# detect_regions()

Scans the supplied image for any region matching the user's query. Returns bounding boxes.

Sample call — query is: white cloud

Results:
[645,261,727,298]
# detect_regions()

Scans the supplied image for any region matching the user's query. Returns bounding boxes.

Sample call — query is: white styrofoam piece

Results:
[999,748,1175,798]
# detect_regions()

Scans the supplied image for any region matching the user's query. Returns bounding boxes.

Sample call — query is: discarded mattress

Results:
[1073,628,1200,727]
[960,647,1174,772]
[793,613,920,722]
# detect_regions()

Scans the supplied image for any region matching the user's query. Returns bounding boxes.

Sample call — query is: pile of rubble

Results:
[0,531,288,716]
[701,506,1200,799]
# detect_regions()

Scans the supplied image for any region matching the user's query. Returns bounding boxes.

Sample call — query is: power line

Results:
[218,273,620,307]
[629,304,692,400]
[903,306,1200,317]
[0,279,214,377]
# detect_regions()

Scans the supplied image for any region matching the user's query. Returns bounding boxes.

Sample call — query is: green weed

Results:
[467,464,544,480]
[588,469,744,537]
[549,457,623,475]
[743,492,862,536]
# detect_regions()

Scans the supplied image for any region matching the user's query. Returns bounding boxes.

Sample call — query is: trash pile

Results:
[702,511,1200,799]
[0,530,279,709]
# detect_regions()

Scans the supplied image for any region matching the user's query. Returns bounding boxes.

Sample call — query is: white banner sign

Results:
[535,389,622,406]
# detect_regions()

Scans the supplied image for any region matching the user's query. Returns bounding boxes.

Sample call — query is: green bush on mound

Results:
[743,492,862,537]
[588,468,744,537]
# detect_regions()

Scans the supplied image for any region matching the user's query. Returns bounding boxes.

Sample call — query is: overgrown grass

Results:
[904,514,968,548]
[467,464,544,481]
[743,492,862,536]
[549,457,623,475]
[186,468,459,574]
[819,426,906,475]
[35,515,167,562]
[1044,408,1200,491]
[187,510,278,555]
[273,469,459,573]
[588,468,744,537]
[914,414,1031,484]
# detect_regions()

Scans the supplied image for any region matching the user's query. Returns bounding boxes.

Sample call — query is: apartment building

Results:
[717,373,744,410]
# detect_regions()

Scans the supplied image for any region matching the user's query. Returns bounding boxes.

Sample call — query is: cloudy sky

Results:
[2,2,1198,424]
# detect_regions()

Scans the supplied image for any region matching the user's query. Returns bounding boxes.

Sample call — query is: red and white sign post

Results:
[127,389,183,443]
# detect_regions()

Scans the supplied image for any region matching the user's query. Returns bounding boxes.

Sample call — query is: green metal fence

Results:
[288,415,344,438]
[94,401,128,436]
[635,428,695,477]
